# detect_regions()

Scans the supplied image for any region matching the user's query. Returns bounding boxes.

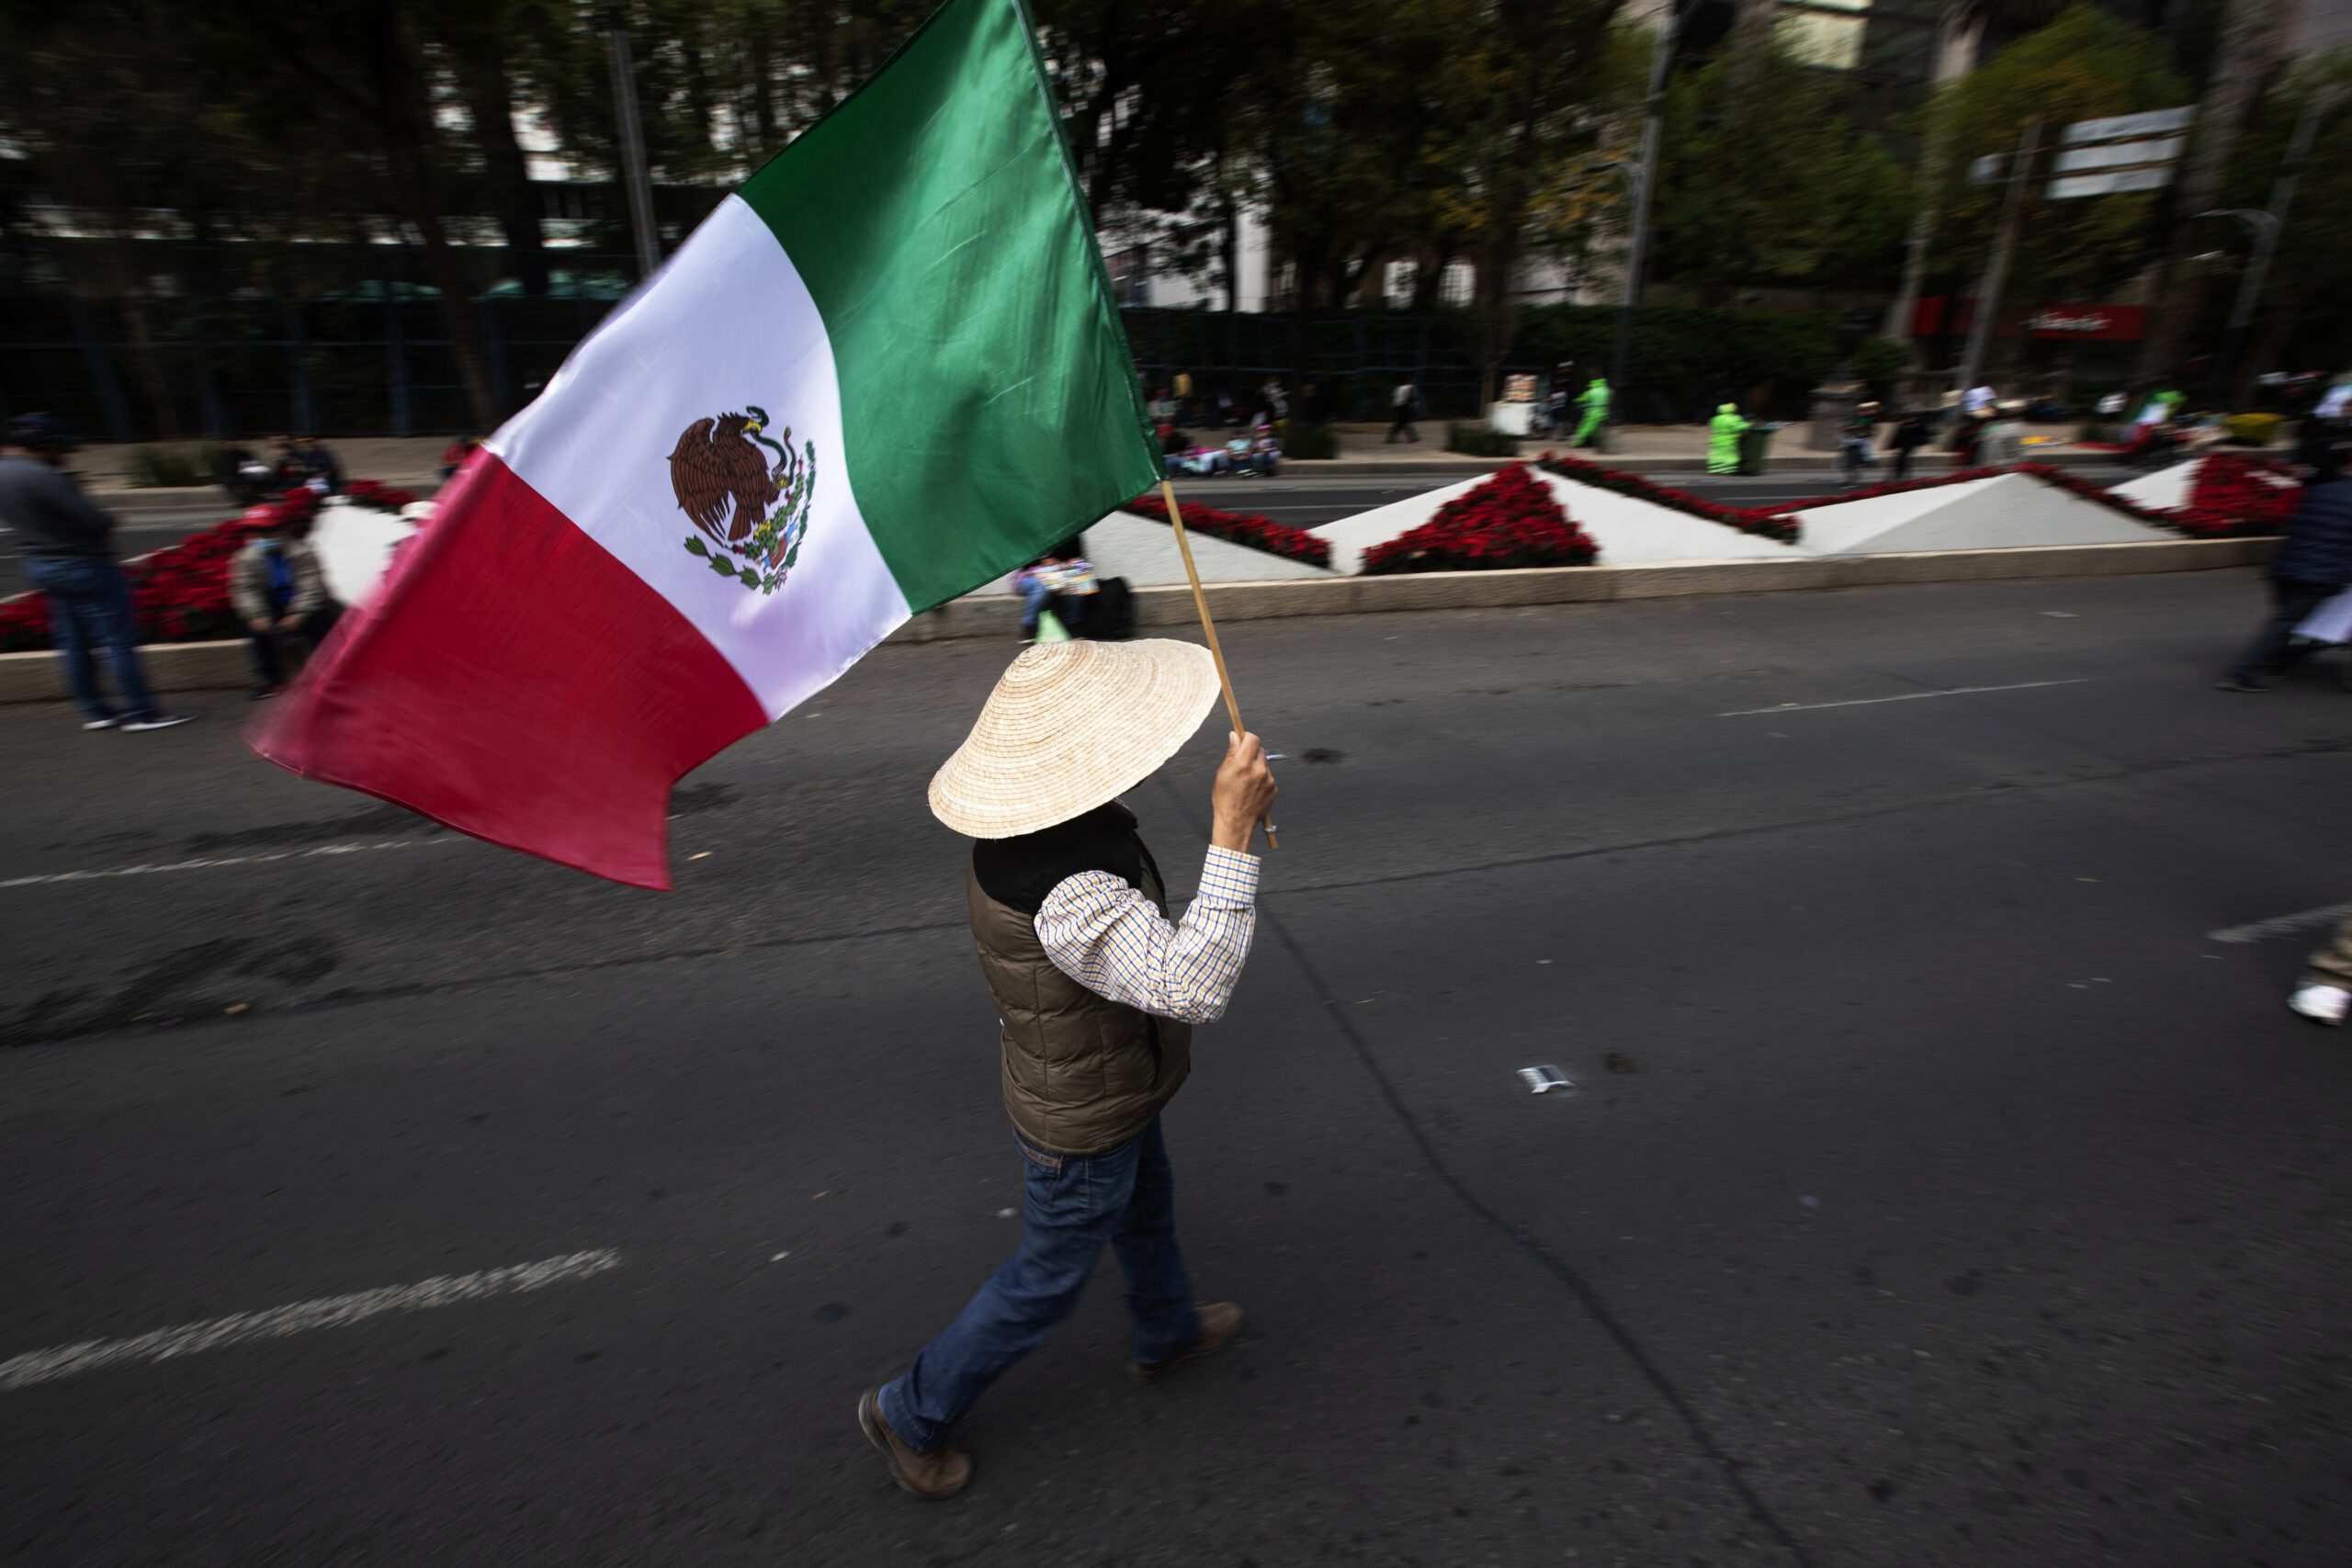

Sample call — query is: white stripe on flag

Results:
[488,196,909,719]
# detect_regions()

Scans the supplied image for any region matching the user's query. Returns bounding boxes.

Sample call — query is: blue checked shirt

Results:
[1033,845,1260,1023]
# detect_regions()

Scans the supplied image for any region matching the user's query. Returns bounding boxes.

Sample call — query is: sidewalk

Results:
[1298,422,2119,475]
[73,437,452,497]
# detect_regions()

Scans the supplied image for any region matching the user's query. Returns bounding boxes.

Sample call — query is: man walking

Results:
[1386,375,1421,444]
[2217,449,2351,692]
[861,639,1280,1499]
[0,415,193,731]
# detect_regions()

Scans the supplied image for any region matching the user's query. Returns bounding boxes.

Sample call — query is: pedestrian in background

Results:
[0,415,194,731]
[1838,400,1880,486]
[1386,375,1421,444]
[1573,375,1611,448]
[1983,400,2027,467]
[1888,408,1934,482]
[1297,377,1327,425]
[229,512,339,698]
[1951,409,1986,468]
[2217,448,2352,693]
[1706,402,1748,475]
[860,639,1279,1499]
[292,434,343,494]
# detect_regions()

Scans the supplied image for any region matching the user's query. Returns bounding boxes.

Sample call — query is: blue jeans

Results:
[879,1118,1199,1452]
[1020,579,1051,634]
[24,557,158,721]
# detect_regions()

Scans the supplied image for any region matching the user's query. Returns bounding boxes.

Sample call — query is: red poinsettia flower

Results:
[1123,492,1331,567]
[1361,464,1598,574]
[5,478,413,651]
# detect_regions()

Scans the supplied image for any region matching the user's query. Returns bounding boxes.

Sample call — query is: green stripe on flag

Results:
[736,0,1159,614]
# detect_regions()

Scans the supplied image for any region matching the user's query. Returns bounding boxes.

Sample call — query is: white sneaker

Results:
[2289,983,2350,1026]
[119,712,196,732]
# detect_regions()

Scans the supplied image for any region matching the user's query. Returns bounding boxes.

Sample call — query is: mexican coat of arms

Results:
[666,404,814,594]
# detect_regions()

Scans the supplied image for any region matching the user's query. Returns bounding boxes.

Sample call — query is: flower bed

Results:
[1362,464,1596,574]
[2161,451,2302,537]
[1535,449,2298,545]
[1534,453,1800,543]
[0,480,415,654]
[1760,456,2291,539]
[1124,491,1330,568]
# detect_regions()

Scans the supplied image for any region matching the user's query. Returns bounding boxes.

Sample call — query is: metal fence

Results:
[0,242,1536,441]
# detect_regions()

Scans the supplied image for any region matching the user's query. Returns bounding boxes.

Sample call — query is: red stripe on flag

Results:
[251,451,765,890]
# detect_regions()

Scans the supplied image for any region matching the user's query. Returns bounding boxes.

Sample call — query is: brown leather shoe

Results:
[857,1386,973,1499]
[1130,1302,1245,1384]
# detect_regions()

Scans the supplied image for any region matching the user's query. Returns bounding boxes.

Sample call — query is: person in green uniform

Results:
[1707,402,1749,475]
[1573,376,1611,447]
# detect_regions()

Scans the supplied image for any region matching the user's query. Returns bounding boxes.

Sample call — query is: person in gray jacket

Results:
[0,415,192,730]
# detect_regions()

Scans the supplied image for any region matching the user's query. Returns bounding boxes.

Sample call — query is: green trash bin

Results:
[1736,424,1774,476]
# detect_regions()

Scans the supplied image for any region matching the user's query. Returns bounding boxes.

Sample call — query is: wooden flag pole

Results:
[1159,478,1277,850]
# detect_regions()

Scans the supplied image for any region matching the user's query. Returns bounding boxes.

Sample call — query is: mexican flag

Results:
[254,0,1158,889]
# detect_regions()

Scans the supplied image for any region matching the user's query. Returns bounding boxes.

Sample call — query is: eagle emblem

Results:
[667,404,814,594]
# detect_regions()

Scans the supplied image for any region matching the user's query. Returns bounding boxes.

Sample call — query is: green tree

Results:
[2213,60,2352,389]
[1918,6,2187,309]
[1424,0,1629,402]
[1648,28,1912,301]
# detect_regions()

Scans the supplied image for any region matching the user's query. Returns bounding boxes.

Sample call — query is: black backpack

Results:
[1086,575,1136,640]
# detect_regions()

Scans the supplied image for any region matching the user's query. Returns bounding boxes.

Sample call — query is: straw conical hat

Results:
[929,639,1222,839]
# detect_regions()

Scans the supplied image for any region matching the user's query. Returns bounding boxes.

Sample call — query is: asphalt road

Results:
[6,570,2352,1567]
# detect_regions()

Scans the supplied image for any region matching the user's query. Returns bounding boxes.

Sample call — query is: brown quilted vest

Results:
[965,805,1193,1156]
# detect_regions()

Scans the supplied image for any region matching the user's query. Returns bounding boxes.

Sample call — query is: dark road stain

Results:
[6,934,342,1049]
[1868,1479,1894,1502]
[1302,748,1346,764]
[1949,1274,1983,1296]
[814,1303,848,1323]
[183,805,428,854]
[669,782,739,817]
[1604,1052,1638,1073]
[236,935,341,988]
[886,1222,906,1236]
[1263,1181,1288,1196]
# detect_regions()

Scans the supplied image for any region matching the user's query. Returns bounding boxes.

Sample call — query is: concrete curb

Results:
[0,639,251,705]
[0,536,2274,702]
[891,536,2272,641]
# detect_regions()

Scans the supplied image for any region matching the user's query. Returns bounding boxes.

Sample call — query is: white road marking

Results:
[2206,901,2352,945]
[1718,679,2087,717]
[0,837,454,888]
[0,1249,620,1392]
